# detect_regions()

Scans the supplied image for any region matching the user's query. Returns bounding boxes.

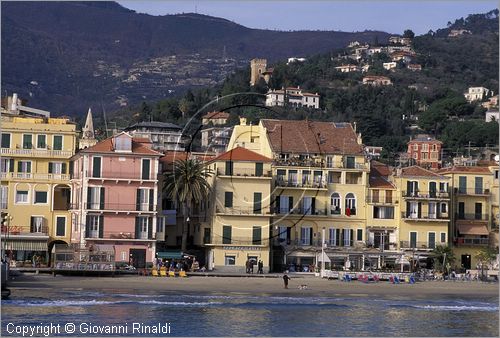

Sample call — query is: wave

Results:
[4,299,222,307]
[413,305,499,312]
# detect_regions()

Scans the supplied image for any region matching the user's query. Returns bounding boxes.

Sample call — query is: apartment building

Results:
[1,95,77,266]
[70,132,162,268]
[265,87,320,109]
[407,135,442,169]
[123,121,190,152]
[200,111,232,154]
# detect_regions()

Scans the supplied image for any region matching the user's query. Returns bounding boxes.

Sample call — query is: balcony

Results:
[455,237,490,246]
[273,238,365,248]
[402,190,450,199]
[1,147,73,158]
[455,213,489,222]
[1,172,70,181]
[366,196,395,205]
[274,207,335,216]
[401,212,449,222]
[70,203,156,213]
[85,230,155,241]
[204,237,269,246]
[215,206,272,216]
[217,168,272,178]
[454,188,491,196]
[274,158,368,170]
[399,241,447,250]
[78,171,157,181]
[275,179,327,189]
[1,225,49,236]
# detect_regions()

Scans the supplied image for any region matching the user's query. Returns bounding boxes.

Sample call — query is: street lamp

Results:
[320,227,326,278]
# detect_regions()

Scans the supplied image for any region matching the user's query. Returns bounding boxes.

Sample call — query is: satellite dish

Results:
[495,155,499,163]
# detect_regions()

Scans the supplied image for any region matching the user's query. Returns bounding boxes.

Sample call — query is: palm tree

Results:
[431,245,455,272]
[164,159,213,252]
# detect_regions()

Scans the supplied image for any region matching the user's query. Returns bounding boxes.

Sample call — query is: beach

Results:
[7,272,499,298]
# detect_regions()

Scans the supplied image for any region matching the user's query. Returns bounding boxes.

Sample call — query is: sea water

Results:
[1,289,498,336]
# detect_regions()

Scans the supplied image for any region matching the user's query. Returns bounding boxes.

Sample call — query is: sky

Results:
[118,1,497,35]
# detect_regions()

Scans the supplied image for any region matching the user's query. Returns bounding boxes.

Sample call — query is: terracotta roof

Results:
[202,111,230,120]
[437,166,493,174]
[133,137,152,143]
[261,119,364,155]
[210,146,272,163]
[408,135,442,143]
[369,161,395,188]
[160,152,214,166]
[369,176,396,189]
[79,135,162,156]
[370,160,391,177]
[399,166,447,178]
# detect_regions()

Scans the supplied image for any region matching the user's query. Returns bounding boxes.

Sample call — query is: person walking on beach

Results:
[283,274,291,289]
[245,259,250,274]
[258,260,263,274]
[250,260,255,274]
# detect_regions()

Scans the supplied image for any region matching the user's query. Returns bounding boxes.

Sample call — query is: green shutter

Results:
[48,162,53,174]
[224,192,233,208]
[225,161,233,175]
[222,225,232,244]
[142,159,150,179]
[136,189,141,211]
[85,215,90,238]
[62,163,67,174]
[148,217,153,239]
[100,187,105,210]
[9,159,14,173]
[1,133,10,148]
[53,135,62,150]
[92,157,101,178]
[56,217,65,237]
[27,162,31,173]
[149,189,154,211]
[255,162,263,176]
[98,216,104,238]
[135,217,140,239]
[87,187,92,208]
[253,192,262,214]
[252,226,261,245]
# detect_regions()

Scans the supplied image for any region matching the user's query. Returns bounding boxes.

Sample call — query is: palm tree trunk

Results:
[181,203,189,252]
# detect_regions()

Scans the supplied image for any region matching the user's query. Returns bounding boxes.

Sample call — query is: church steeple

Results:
[79,108,97,149]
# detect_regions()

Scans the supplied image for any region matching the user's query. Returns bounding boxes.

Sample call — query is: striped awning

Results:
[2,239,48,251]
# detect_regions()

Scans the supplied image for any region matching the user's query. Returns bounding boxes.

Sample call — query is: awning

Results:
[156,251,183,259]
[287,251,316,258]
[2,239,48,251]
[316,252,331,263]
[92,244,115,253]
[457,224,489,236]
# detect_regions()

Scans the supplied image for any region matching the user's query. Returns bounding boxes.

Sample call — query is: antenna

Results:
[195,4,197,13]
[101,101,109,138]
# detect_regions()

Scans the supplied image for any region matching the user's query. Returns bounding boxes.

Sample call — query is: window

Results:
[439,182,448,192]
[157,217,165,233]
[373,206,394,219]
[474,177,483,194]
[440,202,448,214]
[1,158,14,173]
[372,190,379,203]
[385,190,393,203]
[225,161,233,175]
[1,133,10,148]
[440,232,446,243]
[15,190,28,203]
[495,170,499,180]
[428,232,436,249]
[302,170,311,185]
[357,229,363,241]
[56,216,66,237]
[345,156,355,168]
[288,170,298,185]
[53,135,63,150]
[330,193,341,214]
[329,228,340,246]
[278,226,290,244]
[87,187,104,210]
[141,159,150,179]
[301,227,312,245]
[253,192,262,214]
[31,216,44,233]
[413,144,418,151]
[326,156,333,168]
[407,181,418,196]
[475,203,482,220]
[302,196,313,215]
[224,192,233,208]
[343,229,353,246]
[422,144,429,151]
[222,225,232,244]
[34,191,47,204]
[37,135,46,149]
[136,217,149,239]
[345,193,356,215]
[0,186,8,209]
[86,215,101,238]
[18,161,32,173]
[252,226,262,245]
[225,255,236,266]
[92,157,101,178]
[23,134,33,149]
[410,232,417,248]
[255,162,263,177]
[49,162,66,174]
[115,136,132,151]
[422,152,428,160]
[136,188,152,211]
[458,176,467,194]
[278,195,292,214]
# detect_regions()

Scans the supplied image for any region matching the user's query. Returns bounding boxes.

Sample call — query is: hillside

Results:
[1,1,390,116]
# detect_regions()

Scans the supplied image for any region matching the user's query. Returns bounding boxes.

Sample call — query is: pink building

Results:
[70,132,162,268]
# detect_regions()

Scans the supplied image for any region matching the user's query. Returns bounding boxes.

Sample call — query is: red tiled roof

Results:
[202,111,230,120]
[437,166,493,174]
[369,161,395,188]
[261,119,364,155]
[399,166,447,178]
[159,152,214,165]
[370,160,391,177]
[210,146,272,163]
[79,135,161,156]
[369,176,396,189]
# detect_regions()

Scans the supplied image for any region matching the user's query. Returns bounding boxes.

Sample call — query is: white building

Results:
[464,87,490,102]
[383,62,397,70]
[123,121,189,152]
[287,57,307,65]
[335,64,360,73]
[485,110,499,122]
[266,87,320,109]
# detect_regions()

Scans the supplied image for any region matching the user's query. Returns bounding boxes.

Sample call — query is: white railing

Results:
[1,148,73,158]
[0,172,70,181]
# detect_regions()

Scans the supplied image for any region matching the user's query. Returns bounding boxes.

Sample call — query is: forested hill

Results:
[123,9,498,163]
[1,1,390,116]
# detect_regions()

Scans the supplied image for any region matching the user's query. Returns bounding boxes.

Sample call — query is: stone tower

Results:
[79,108,97,149]
[250,58,267,86]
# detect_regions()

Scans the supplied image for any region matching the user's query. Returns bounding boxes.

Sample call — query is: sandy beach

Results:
[7,273,499,299]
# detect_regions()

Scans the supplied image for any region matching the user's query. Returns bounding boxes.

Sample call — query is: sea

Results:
[1,288,498,337]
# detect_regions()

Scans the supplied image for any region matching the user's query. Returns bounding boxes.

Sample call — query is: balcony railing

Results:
[1,172,70,181]
[275,179,327,189]
[1,225,49,235]
[402,191,450,199]
[0,147,73,158]
[454,188,491,196]
[455,213,489,221]
[217,168,272,177]
[215,206,271,215]
[85,230,154,240]
[455,237,490,246]
[366,197,395,204]
[401,212,449,221]
[70,203,156,212]
[205,237,269,246]
[273,238,365,248]
[83,171,156,180]
[274,207,329,216]
[274,158,368,170]
[399,241,446,249]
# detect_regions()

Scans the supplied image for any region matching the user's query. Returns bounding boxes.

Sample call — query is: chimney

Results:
[11,93,18,112]
[239,117,247,126]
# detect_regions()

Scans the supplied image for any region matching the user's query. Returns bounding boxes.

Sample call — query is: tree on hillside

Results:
[403,29,415,39]
[164,159,213,252]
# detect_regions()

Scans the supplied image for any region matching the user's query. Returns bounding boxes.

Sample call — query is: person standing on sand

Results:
[258,260,263,274]
[283,274,291,289]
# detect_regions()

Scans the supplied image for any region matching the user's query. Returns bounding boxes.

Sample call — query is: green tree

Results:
[475,246,498,280]
[164,160,213,252]
[403,29,415,39]
[432,245,456,272]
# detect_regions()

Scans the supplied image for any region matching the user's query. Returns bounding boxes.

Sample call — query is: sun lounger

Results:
[151,269,159,277]
[168,271,175,277]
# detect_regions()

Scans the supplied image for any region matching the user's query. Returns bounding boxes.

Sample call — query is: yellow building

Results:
[228,118,370,272]
[1,98,77,266]
[390,166,450,271]
[439,166,496,269]
[204,147,273,272]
